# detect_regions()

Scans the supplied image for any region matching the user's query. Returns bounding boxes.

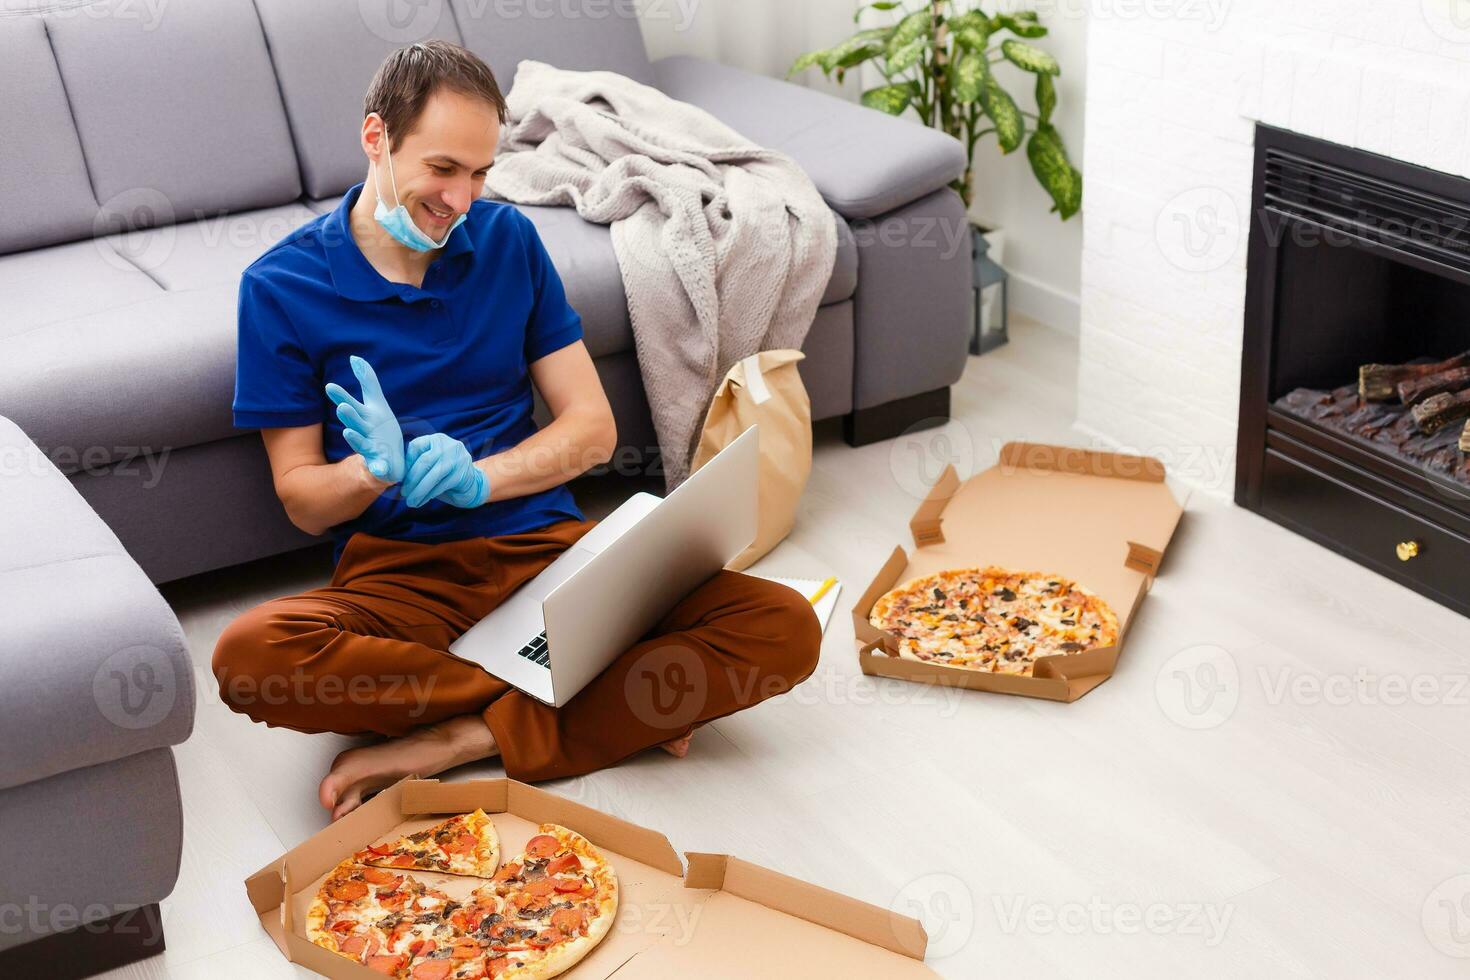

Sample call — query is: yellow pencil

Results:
[806,576,837,605]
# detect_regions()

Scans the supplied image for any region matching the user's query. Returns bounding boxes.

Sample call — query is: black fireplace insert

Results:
[1236,125,1470,617]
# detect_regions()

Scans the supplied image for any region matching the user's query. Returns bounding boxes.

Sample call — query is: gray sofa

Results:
[0,418,194,971]
[0,0,972,586]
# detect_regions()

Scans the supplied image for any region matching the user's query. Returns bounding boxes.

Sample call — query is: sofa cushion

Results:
[0,202,621,471]
[72,431,318,586]
[0,201,324,471]
[0,15,98,255]
[0,194,848,477]
[0,285,238,475]
[849,186,972,410]
[800,300,855,420]
[0,238,162,330]
[0,416,194,793]
[450,0,656,89]
[0,748,185,951]
[44,0,301,223]
[829,211,858,303]
[252,0,465,200]
[515,204,631,359]
[101,203,320,291]
[652,56,968,220]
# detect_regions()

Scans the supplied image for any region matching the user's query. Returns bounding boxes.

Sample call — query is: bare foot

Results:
[319,714,498,821]
[660,733,692,757]
[660,723,705,758]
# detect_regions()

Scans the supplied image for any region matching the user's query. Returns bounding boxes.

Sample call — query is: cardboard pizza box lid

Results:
[626,856,935,977]
[853,442,1185,702]
[907,443,1182,579]
[245,776,936,978]
[681,853,927,960]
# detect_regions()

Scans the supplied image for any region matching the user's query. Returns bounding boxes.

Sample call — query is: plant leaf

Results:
[886,9,932,61]
[996,12,1048,38]
[888,35,926,73]
[788,48,827,78]
[837,43,884,70]
[820,29,891,73]
[978,72,1024,153]
[852,24,895,43]
[1002,39,1060,75]
[861,83,916,116]
[1035,72,1056,124]
[948,10,992,50]
[951,48,986,104]
[1027,123,1082,219]
[853,0,901,22]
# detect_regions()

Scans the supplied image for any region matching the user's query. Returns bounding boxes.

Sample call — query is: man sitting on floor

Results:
[212,41,819,820]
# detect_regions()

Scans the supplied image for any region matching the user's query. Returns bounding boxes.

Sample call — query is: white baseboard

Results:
[1007,271,1080,336]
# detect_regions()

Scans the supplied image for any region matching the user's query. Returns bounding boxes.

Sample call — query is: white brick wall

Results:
[1076,0,1470,497]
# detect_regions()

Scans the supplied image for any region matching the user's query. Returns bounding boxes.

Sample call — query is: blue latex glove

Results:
[402,433,490,508]
[324,355,404,483]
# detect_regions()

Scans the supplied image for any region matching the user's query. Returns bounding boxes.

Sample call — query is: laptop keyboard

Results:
[515,631,551,668]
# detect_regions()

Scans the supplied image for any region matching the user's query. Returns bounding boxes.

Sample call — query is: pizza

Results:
[466,823,619,978]
[306,861,458,976]
[354,809,501,878]
[308,818,617,980]
[869,566,1119,675]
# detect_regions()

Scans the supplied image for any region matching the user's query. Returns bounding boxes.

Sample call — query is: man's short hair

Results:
[364,40,507,149]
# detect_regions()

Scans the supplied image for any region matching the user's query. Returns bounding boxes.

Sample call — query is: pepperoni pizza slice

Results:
[456,824,619,979]
[306,861,456,977]
[354,808,501,878]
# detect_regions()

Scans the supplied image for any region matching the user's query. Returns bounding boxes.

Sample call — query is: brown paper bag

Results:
[691,349,812,571]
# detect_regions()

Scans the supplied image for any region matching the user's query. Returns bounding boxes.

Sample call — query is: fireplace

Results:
[1236,125,1470,617]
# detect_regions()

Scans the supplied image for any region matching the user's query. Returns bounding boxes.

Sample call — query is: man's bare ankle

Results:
[438,714,498,763]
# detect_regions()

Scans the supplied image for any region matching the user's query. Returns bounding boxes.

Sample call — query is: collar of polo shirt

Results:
[324,183,477,302]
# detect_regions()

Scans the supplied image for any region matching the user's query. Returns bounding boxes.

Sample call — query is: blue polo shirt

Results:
[233,183,584,561]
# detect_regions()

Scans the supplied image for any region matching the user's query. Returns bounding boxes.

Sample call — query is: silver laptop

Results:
[448,425,759,706]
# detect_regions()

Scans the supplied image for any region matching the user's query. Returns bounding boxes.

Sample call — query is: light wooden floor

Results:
[103,317,1470,979]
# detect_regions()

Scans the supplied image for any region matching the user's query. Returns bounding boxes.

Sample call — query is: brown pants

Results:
[211,519,820,782]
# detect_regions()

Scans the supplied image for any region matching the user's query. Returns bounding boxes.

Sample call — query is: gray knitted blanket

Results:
[482,60,837,488]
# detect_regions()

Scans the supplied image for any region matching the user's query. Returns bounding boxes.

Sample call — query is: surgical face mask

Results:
[371,124,466,252]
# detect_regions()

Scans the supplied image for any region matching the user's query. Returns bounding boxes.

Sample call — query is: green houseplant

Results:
[789,2,1081,219]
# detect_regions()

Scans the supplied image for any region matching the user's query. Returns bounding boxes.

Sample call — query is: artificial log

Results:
[1276,381,1470,487]
[1397,365,1470,406]
[1460,419,1470,455]
[1411,389,1470,434]
[1359,351,1470,401]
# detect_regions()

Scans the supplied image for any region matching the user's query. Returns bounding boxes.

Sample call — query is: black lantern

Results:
[970,224,1008,355]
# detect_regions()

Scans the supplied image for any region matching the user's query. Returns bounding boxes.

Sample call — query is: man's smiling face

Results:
[373,87,501,237]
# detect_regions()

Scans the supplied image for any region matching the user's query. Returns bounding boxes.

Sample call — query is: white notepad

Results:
[755,576,843,633]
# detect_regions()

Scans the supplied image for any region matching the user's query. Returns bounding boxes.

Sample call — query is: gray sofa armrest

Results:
[651,55,967,220]
[0,416,195,792]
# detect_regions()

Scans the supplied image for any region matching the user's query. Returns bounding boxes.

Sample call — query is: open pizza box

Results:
[245,776,937,978]
[853,441,1186,703]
